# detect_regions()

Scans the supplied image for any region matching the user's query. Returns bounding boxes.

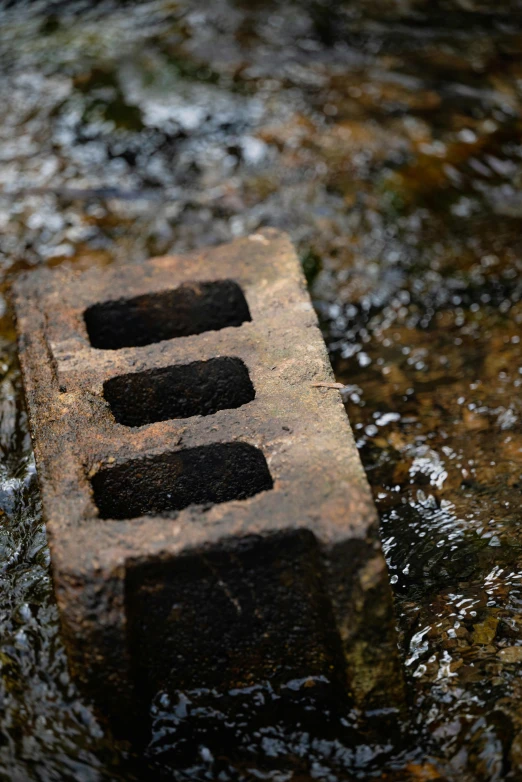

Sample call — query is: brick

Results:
[12,229,396,741]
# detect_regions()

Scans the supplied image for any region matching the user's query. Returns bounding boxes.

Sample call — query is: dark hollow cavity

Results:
[104,357,255,427]
[84,280,251,350]
[91,442,273,519]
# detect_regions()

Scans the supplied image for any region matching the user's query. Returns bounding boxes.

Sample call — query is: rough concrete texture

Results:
[12,229,400,741]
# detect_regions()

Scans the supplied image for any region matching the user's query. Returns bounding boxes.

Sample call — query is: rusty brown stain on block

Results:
[12,229,401,740]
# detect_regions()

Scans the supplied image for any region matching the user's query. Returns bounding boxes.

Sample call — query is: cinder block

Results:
[12,229,395,742]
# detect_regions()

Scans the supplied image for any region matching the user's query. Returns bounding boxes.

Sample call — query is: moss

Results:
[300,248,323,287]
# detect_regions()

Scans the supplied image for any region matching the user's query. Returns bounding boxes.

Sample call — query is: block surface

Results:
[12,229,392,739]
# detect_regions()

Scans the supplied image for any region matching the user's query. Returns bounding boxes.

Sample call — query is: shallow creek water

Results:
[1,1,522,779]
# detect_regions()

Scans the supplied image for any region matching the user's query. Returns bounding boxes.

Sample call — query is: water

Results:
[1,1,522,779]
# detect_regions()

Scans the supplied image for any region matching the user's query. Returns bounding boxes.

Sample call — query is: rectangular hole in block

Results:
[104,357,255,427]
[84,280,251,350]
[91,442,273,520]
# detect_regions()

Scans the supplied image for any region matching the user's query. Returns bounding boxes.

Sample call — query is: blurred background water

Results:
[1,1,522,779]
